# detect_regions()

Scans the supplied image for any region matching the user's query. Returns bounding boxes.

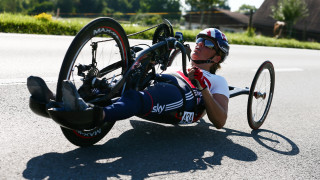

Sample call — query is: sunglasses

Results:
[196,38,217,51]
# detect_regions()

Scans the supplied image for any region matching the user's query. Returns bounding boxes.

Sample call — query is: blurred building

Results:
[183,8,249,33]
[253,0,320,42]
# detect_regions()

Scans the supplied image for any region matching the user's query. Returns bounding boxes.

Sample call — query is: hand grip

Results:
[191,79,198,87]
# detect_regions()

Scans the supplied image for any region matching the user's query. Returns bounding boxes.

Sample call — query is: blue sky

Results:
[227,0,264,11]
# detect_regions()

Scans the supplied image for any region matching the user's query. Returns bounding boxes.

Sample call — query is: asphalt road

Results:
[1,33,319,179]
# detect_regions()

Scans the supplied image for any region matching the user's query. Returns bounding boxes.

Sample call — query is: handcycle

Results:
[28,17,275,147]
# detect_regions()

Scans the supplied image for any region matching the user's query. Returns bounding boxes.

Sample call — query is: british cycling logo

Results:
[152,103,166,114]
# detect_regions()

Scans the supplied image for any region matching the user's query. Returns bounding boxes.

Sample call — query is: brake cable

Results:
[127,23,162,37]
[95,23,163,44]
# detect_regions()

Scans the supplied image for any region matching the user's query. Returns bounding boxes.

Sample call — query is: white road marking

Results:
[0,76,84,86]
[0,77,57,86]
[252,68,304,72]
[275,68,304,72]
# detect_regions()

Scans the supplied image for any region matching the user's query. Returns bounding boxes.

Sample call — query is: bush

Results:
[0,13,82,35]
[34,12,52,22]
[246,27,256,37]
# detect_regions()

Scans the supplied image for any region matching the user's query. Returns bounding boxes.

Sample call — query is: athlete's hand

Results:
[188,67,207,91]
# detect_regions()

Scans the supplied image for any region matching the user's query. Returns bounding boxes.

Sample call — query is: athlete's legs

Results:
[102,82,182,122]
[102,75,196,124]
[102,89,152,122]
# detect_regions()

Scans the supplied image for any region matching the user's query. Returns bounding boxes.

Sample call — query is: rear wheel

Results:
[56,17,131,147]
[247,61,275,130]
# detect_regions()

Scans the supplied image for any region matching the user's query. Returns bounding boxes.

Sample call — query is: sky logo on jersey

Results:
[152,103,166,114]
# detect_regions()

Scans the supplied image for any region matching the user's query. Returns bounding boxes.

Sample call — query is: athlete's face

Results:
[191,37,217,61]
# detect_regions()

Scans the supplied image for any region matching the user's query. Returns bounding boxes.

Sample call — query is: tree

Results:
[271,0,309,38]
[0,0,56,14]
[56,0,79,14]
[104,0,140,14]
[185,0,227,28]
[76,0,105,13]
[27,1,55,14]
[139,0,181,20]
[237,4,257,14]
[0,0,24,13]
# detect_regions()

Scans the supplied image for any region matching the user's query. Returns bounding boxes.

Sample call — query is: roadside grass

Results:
[225,33,320,50]
[0,13,83,35]
[1,13,320,50]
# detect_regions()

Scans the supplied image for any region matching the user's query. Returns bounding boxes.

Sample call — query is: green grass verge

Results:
[0,13,87,35]
[225,33,320,50]
[1,13,320,50]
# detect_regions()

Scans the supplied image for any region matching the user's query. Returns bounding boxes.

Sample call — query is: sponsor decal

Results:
[93,27,112,36]
[152,103,166,114]
[151,100,183,114]
[75,128,102,137]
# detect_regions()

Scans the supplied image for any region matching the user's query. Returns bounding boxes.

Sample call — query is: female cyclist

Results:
[28,28,230,129]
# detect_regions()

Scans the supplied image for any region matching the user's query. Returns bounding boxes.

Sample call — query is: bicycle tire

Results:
[247,61,275,130]
[56,17,131,147]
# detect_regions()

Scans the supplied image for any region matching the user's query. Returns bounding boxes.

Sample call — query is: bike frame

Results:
[229,86,250,98]
[101,37,188,102]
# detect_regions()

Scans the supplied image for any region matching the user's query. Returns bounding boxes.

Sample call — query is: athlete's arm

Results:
[201,89,228,129]
[188,67,228,128]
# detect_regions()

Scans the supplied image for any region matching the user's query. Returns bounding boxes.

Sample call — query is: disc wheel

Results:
[56,17,131,147]
[247,61,275,130]
[152,24,171,44]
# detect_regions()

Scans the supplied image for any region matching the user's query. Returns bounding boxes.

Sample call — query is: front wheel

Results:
[247,61,275,130]
[57,17,131,147]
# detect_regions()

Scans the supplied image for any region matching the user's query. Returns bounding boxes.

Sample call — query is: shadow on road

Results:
[23,119,299,179]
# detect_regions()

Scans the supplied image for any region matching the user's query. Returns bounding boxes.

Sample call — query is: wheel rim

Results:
[251,67,273,124]
[61,27,126,137]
